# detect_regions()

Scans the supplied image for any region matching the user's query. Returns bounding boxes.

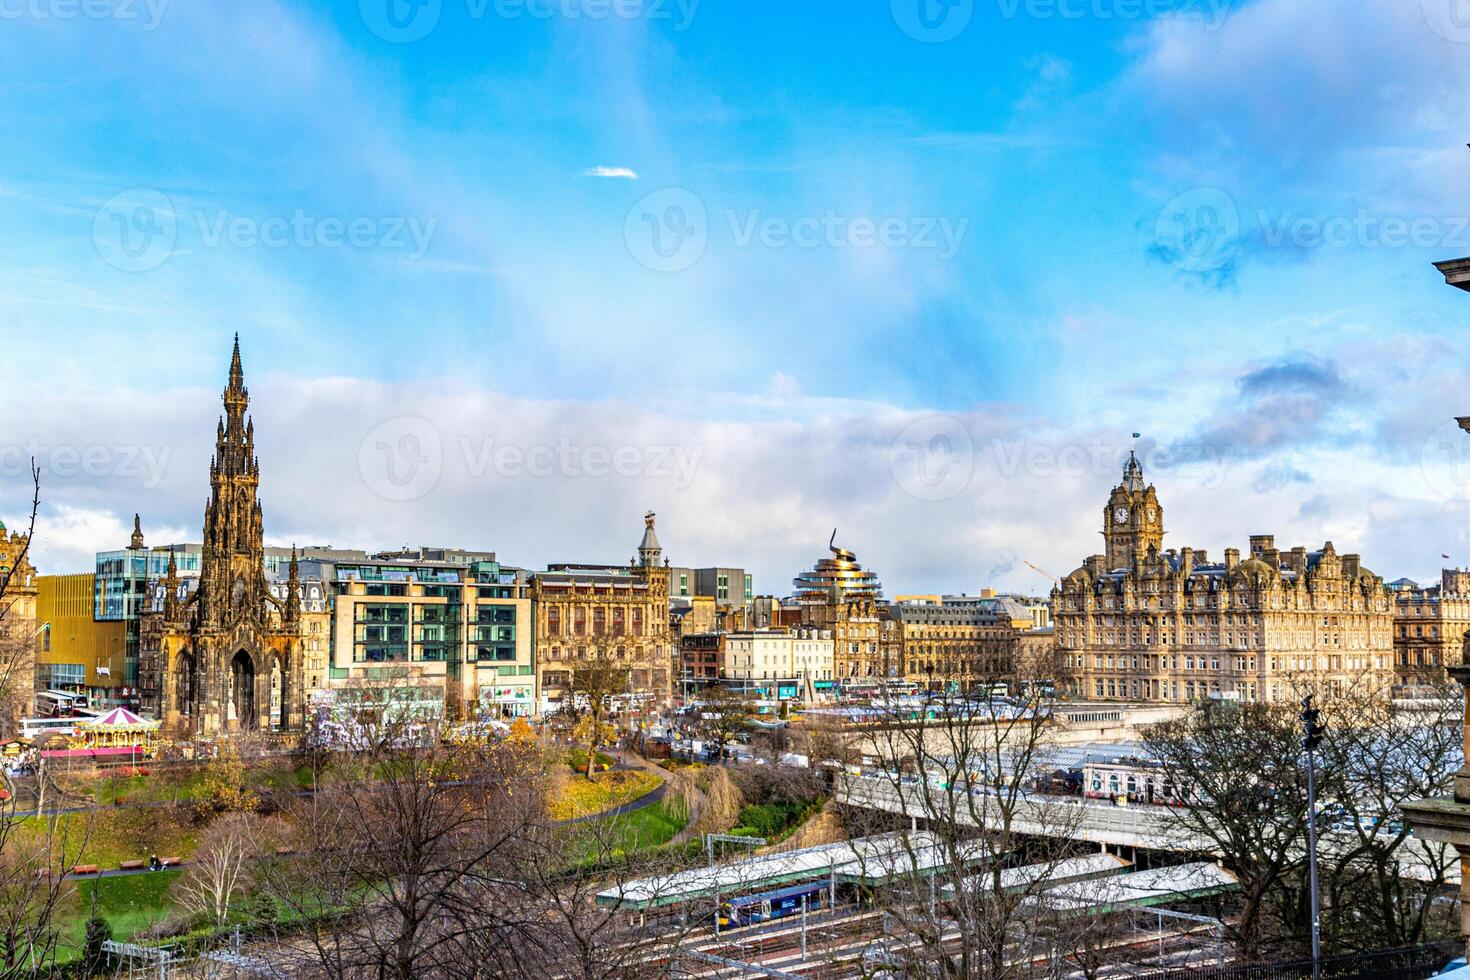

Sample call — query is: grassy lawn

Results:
[15,807,200,871]
[57,762,315,807]
[563,798,689,866]
[50,869,184,963]
[546,770,662,821]
[564,748,617,773]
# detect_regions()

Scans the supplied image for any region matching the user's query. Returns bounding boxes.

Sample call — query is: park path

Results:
[618,752,711,847]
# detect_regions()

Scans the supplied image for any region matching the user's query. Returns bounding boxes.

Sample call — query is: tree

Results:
[82,914,111,975]
[837,662,1092,978]
[1142,698,1311,959]
[0,465,79,978]
[175,812,258,929]
[566,647,630,780]
[1311,684,1459,951]
[694,685,753,761]
[253,695,553,979]
[1144,682,1461,961]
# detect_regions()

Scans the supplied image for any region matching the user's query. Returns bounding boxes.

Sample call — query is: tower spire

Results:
[1122,450,1145,492]
[637,511,662,567]
[228,333,244,390]
[130,513,145,550]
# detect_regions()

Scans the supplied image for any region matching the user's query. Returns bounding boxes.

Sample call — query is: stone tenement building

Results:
[1054,453,1393,703]
[1392,569,1470,687]
[138,338,307,736]
[0,520,38,729]
[793,534,889,684]
[531,512,674,710]
[894,597,1016,690]
[893,595,1058,692]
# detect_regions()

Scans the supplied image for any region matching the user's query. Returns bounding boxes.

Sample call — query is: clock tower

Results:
[1103,451,1163,568]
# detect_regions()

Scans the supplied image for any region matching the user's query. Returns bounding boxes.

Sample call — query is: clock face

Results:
[1114,506,1129,525]
[1147,507,1157,522]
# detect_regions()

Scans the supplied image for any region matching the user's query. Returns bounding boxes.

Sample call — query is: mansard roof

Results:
[1062,540,1383,595]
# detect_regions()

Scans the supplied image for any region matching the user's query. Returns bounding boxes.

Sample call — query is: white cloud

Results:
[10,343,1470,600]
[582,166,640,180]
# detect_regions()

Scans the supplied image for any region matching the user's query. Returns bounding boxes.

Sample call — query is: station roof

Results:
[1042,862,1239,914]
[941,853,1131,898]
[833,836,996,886]
[597,832,948,910]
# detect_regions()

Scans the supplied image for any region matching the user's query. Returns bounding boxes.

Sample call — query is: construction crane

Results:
[1024,560,1061,587]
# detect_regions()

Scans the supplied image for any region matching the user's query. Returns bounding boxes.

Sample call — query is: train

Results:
[716,880,830,929]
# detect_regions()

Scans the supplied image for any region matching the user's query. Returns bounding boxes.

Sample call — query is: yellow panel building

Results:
[36,574,126,703]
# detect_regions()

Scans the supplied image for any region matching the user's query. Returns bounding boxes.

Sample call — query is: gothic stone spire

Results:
[200,336,266,627]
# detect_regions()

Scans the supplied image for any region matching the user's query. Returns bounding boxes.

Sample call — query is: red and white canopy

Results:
[77,707,160,731]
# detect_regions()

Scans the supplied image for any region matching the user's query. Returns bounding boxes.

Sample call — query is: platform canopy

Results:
[1040,861,1239,915]
[598,832,956,910]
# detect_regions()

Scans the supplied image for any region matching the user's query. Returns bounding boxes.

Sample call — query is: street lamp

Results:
[1301,695,1328,980]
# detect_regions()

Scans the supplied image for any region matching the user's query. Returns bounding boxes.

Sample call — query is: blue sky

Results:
[4,0,1470,595]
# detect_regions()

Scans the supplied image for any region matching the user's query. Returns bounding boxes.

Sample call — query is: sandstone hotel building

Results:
[1054,453,1393,703]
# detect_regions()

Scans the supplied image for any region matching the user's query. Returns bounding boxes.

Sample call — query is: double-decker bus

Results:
[33,690,88,718]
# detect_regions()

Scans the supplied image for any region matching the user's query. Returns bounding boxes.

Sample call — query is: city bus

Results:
[34,691,88,718]
[18,717,80,741]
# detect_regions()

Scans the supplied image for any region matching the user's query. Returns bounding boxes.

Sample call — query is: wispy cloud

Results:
[582,166,639,180]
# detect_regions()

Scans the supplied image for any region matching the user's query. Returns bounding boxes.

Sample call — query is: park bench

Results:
[71,865,99,875]
[119,860,145,871]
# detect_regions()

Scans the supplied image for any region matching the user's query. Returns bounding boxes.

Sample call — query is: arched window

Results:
[547,607,561,636]
[612,608,625,635]
[573,607,586,636]
[593,608,606,635]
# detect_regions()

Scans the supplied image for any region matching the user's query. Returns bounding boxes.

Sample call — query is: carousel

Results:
[67,707,161,761]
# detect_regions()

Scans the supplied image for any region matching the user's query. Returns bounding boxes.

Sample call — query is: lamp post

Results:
[1301,695,1327,980]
